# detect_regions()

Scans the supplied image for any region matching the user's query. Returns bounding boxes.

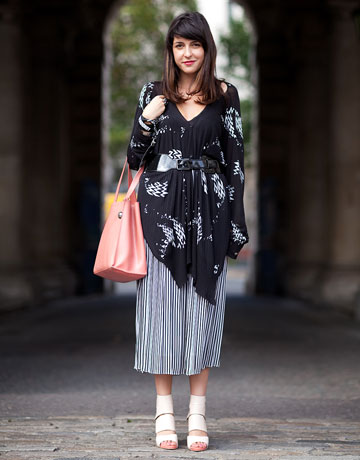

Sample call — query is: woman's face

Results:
[172,35,205,77]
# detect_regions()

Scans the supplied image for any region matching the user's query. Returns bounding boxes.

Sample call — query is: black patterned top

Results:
[127,80,249,304]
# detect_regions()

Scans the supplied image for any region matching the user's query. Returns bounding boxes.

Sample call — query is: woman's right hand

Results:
[142,95,167,120]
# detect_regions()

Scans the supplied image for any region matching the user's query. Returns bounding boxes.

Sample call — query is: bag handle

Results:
[125,164,145,200]
[114,159,145,203]
[114,132,157,203]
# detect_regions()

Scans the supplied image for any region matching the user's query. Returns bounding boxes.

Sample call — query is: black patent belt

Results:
[146,154,221,173]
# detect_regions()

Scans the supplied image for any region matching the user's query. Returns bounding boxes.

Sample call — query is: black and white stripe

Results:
[134,240,228,376]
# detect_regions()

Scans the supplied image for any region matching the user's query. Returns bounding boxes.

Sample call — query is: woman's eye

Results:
[174,43,201,48]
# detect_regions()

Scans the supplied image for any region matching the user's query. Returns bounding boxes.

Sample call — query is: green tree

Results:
[109,0,197,166]
[219,12,254,165]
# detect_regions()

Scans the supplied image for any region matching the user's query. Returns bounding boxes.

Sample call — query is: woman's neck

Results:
[177,73,198,95]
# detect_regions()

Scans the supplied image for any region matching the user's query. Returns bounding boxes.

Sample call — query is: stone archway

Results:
[0,0,359,314]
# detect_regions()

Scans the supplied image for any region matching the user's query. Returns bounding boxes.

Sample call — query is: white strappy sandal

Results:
[187,394,209,451]
[154,394,178,449]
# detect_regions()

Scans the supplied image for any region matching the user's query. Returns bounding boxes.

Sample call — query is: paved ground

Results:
[1,289,360,459]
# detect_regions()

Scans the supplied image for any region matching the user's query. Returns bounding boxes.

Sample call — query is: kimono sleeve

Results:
[221,83,250,259]
[127,81,156,170]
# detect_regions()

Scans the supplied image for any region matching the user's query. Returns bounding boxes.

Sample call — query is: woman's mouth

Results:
[183,61,195,66]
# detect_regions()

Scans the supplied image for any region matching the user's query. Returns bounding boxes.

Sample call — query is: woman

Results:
[127,11,249,452]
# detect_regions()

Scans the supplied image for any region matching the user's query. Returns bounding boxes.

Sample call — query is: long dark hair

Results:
[162,11,226,105]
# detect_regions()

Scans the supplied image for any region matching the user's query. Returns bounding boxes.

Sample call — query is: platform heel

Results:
[154,394,178,449]
[187,394,209,451]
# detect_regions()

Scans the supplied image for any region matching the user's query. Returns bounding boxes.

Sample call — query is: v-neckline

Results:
[174,101,208,123]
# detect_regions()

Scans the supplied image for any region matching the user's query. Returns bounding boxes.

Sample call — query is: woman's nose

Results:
[184,46,192,57]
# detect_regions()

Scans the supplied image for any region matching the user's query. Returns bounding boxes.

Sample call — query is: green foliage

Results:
[109,0,197,160]
[219,9,254,165]
[220,17,251,80]
[239,99,252,165]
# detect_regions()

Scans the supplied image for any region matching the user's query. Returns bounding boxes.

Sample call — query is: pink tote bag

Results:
[93,160,147,282]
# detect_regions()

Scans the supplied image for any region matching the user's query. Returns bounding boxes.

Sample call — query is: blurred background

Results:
[0,0,359,315]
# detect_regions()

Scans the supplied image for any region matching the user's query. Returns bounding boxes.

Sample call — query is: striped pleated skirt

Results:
[134,240,228,376]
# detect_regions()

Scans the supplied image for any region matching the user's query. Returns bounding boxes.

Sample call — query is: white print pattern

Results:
[233,160,245,183]
[240,169,245,184]
[158,114,169,122]
[157,214,186,257]
[202,137,226,165]
[157,225,174,257]
[130,136,145,149]
[213,138,226,165]
[211,173,226,208]
[213,264,219,274]
[192,211,203,244]
[220,149,225,165]
[180,126,186,137]
[200,170,208,194]
[139,82,154,109]
[203,137,221,148]
[144,178,169,197]
[226,185,235,201]
[168,149,182,159]
[138,85,146,109]
[235,111,243,138]
[223,107,243,142]
[231,221,248,245]
[154,124,169,135]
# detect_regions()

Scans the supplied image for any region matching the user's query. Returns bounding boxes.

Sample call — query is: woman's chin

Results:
[180,67,200,76]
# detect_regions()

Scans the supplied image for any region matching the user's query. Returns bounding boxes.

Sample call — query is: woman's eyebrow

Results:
[173,40,199,44]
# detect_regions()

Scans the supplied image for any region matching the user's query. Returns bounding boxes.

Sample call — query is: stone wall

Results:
[243,0,360,313]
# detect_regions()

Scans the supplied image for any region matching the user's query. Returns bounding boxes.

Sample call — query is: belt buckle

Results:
[200,156,210,169]
[176,159,191,170]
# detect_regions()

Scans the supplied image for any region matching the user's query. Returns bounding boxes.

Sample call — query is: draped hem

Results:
[143,234,225,305]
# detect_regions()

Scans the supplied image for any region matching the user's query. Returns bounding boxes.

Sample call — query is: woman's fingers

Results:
[142,95,167,120]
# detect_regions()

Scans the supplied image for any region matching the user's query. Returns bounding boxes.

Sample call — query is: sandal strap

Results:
[155,394,174,419]
[188,394,206,414]
[187,394,206,427]
[156,433,178,447]
[186,412,206,420]
[187,413,207,432]
[155,413,176,433]
[187,435,209,449]
[155,411,174,420]
[187,395,208,450]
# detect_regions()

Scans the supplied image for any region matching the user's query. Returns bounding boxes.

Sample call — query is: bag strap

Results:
[114,159,127,202]
[114,131,157,202]
[125,164,145,200]
[114,159,145,203]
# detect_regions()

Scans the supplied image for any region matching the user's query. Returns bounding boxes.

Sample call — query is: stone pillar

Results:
[0,7,33,308]
[320,1,360,312]
[0,3,78,311]
[20,30,77,305]
[255,17,292,295]
[285,8,332,304]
